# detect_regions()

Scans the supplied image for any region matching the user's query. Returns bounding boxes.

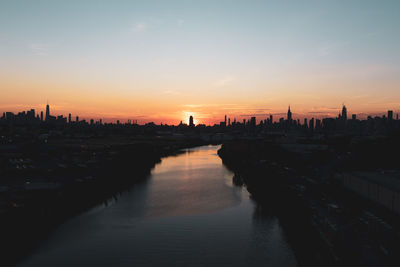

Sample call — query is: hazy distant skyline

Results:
[1,0,400,124]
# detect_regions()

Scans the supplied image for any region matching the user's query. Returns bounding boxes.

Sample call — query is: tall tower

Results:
[189,115,194,127]
[45,103,50,121]
[341,105,347,120]
[287,105,292,121]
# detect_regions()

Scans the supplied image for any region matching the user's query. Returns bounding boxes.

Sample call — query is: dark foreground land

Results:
[0,133,206,266]
[218,134,400,267]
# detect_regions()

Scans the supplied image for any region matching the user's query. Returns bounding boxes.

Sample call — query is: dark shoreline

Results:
[1,139,209,266]
[218,139,400,267]
[218,143,333,267]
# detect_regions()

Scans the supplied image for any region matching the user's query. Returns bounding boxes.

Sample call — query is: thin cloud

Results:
[163,90,180,95]
[239,113,271,117]
[28,43,50,56]
[318,41,348,56]
[214,75,236,87]
[132,22,148,32]
[308,111,333,114]
[182,104,203,108]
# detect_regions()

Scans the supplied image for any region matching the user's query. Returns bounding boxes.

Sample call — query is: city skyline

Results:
[2,102,398,126]
[1,1,400,124]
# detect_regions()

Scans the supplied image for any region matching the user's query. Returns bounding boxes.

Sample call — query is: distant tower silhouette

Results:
[189,115,194,127]
[224,115,227,126]
[341,105,347,120]
[388,110,393,120]
[287,105,292,121]
[68,113,72,123]
[45,102,50,121]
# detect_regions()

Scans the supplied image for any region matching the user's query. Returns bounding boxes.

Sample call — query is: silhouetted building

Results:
[316,119,321,129]
[309,118,314,131]
[287,106,292,122]
[341,105,347,120]
[68,113,72,123]
[250,117,256,128]
[352,114,357,120]
[27,109,35,119]
[189,115,194,127]
[40,111,43,121]
[388,110,393,120]
[45,104,50,121]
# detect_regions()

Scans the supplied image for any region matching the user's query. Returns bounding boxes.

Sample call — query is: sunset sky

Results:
[1,0,400,124]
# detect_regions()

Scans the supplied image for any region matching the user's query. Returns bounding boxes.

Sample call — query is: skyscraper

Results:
[68,113,72,123]
[342,105,347,120]
[45,104,50,121]
[287,106,292,121]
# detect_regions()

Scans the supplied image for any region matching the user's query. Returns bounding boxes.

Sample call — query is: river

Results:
[17,145,297,266]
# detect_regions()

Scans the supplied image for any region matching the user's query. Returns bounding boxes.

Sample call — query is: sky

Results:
[1,0,400,124]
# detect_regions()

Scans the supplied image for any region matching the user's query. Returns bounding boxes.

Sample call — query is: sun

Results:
[183,111,199,125]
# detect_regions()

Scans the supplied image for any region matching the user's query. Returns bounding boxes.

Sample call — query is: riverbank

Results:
[218,141,334,266]
[218,139,400,266]
[1,136,207,266]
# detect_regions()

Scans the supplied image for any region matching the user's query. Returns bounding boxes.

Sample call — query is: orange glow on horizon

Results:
[1,71,400,125]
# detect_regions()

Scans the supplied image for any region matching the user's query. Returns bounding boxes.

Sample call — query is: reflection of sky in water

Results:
[17,145,296,267]
[146,145,243,218]
[153,145,223,174]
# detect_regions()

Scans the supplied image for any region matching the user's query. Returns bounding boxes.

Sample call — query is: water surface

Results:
[18,145,297,266]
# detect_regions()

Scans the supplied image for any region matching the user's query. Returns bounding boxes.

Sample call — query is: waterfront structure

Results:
[343,171,400,215]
